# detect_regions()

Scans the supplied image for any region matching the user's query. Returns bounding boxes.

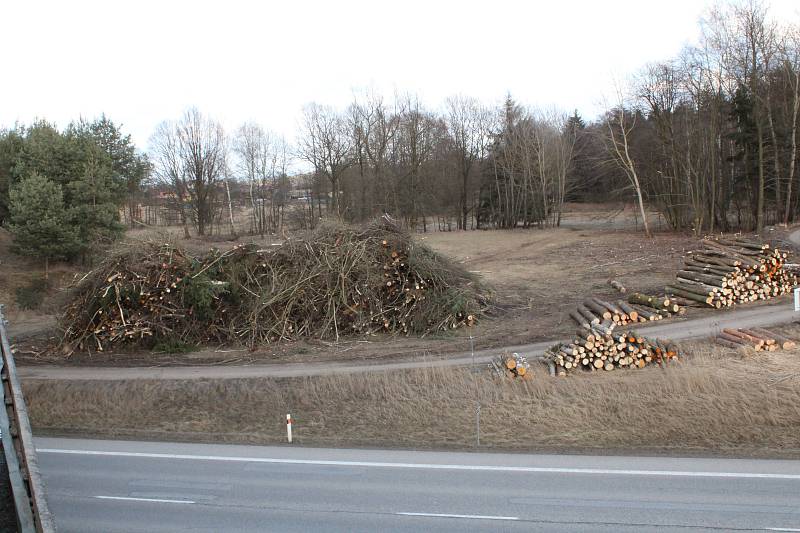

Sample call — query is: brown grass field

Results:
[23,325,800,458]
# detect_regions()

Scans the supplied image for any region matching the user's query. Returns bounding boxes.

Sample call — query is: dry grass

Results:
[24,333,800,458]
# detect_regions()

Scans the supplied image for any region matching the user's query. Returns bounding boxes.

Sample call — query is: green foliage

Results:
[151,338,198,354]
[8,173,80,265]
[181,274,229,321]
[0,117,147,260]
[0,128,24,224]
[67,153,125,249]
[15,278,49,310]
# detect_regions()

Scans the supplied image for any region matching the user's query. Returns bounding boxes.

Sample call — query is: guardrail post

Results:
[0,304,56,532]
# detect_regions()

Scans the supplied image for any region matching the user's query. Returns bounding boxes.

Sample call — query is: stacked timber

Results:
[714,328,797,351]
[547,329,679,375]
[568,295,683,329]
[666,237,797,308]
[490,352,532,379]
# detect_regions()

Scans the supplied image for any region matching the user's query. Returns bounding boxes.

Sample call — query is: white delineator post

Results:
[286,413,293,443]
[794,287,800,312]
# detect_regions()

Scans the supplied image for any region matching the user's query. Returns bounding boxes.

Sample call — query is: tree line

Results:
[1,0,798,275]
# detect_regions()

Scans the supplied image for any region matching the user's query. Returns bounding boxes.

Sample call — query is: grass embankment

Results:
[24,335,800,458]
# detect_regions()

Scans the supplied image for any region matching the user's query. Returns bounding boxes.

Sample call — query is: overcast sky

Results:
[2,0,798,160]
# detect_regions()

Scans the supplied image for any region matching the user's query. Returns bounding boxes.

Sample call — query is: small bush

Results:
[151,338,198,354]
[15,278,48,310]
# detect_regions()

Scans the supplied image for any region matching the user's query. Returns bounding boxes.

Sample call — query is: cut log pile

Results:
[714,328,797,351]
[569,295,683,330]
[547,327,680,375]
[666,237,797,308]
[59,220,490,353]
[490,352,533,379]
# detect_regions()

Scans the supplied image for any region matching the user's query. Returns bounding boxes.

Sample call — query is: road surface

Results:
[18,298,798,381]
[36,437,800,532]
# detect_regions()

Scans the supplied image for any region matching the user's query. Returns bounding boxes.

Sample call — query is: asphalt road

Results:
[35,437,800,532]
[18,298,799,381]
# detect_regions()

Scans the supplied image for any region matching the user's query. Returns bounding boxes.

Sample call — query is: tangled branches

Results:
[60,221,490,353]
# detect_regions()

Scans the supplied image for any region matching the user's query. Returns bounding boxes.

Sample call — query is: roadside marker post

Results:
[794,288,800,312]
[286,414,293,444]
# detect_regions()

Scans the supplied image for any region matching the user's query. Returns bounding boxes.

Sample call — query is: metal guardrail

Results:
[0,304,55,532]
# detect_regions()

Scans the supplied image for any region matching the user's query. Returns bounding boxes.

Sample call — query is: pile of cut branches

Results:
[60,221,489,353]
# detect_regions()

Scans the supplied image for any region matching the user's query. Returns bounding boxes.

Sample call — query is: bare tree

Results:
[298,103,353,216]
[445,95,491,229]
[706,0,777,233]
[234,123,289,235]
[149,109,229,236]
[782,24,800,224]
[150,120,192,238]
[603,98,651,237]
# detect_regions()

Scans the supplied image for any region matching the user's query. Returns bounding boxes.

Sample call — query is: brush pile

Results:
[547,328,680,375]
[666,237,796,308]
[569,296,683,330]
[60,221,489,353]
[489,352,532,379]
[715,328,796,351]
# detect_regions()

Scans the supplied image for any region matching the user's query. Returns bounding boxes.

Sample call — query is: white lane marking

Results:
[95,495,195,504]
[765,529,800,532]
[36,448,800,480]
[397,512,518,521]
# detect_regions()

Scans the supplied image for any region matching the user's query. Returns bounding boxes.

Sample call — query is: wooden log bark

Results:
[722,328,764,348]
[570,310,590,329]
[609,280,627,293]
[617,301,638,321]
[584,299,612,320]
[665,286,714,305]
[716,337,747,350]
[751,328,796,349]
[576,303,600,325]
[628,292,668,310]
[676,270,727,286]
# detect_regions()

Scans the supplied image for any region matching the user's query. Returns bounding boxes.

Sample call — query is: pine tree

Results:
[67,153,125,253]
[8,173,79,277]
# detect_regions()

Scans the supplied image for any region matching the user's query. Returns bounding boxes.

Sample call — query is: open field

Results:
[4,205,799,368]
[23,324,800,458]
[10,225,701,366]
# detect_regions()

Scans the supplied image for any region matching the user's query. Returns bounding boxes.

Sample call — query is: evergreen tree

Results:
[8,173,79,277]
[82,115,150,226]
[0,128,24,224]
[67,153,125,252]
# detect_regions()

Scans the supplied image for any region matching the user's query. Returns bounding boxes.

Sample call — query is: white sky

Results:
[2,0,798,161]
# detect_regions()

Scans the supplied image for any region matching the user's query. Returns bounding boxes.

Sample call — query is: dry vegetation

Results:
[5,207,798,367]
[59,220,487,353]
[24,325,800,458]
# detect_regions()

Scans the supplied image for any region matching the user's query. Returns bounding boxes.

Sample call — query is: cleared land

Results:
[9,223,700,367]
[23,324,800,458]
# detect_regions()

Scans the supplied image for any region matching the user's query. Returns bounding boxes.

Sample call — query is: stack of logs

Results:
[569,295,683,330]
[666,237,796,308]
[490,352,532,379]
[547,329,680,375]
[715,328,796,351]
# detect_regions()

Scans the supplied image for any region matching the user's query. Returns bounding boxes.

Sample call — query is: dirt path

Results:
[17,299,798,381]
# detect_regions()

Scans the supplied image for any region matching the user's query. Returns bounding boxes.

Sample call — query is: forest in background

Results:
[0,0,798,272]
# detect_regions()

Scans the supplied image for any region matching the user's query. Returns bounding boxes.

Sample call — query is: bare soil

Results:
[23,325,800,458]
[6,207,799,369]
[13,225,701,367]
